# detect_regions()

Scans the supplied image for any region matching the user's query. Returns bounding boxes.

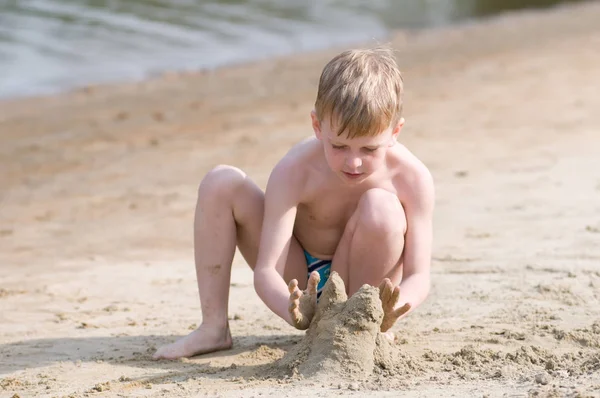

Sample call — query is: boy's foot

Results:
[152,324,232,360]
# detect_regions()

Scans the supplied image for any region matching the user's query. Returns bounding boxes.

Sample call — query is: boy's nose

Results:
[346,156,362,169]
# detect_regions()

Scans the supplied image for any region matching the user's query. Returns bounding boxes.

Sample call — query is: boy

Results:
[154,47,434,360]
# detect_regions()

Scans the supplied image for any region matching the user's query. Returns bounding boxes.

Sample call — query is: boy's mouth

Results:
[342,171,363,179]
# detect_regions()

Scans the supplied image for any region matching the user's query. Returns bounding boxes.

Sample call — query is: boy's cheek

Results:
[367,157,385,172]
[333,156,347,170]
[325,151,342,167]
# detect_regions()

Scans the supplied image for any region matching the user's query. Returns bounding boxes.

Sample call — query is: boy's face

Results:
[311,111,403,184]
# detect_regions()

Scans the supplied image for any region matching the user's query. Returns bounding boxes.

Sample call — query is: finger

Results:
[381,331,396,343]
[291,289,302,301]
[391,285,400,306]
[289,292,301,312]
[392,302,411,318]
[307,271,320,295]
[380,279,392,305]
[378,279,387,297]
[290,304,303,324]
[289,299,307,327]
[288,279,298,295]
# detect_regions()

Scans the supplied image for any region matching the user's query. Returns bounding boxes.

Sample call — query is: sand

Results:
[2,2,600,397]
[275,272,425,385]
[276,272,388,379]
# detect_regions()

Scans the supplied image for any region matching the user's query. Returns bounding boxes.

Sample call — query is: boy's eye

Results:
[363,147,378,153]
[332,145,346,150]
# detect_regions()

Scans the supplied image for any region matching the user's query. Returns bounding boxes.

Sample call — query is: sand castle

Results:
[276,272,400,379]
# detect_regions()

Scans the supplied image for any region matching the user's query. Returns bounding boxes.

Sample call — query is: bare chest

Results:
[297,192,362,230]
[292,192,361,257]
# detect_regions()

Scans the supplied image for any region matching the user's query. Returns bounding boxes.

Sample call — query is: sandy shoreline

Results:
[2,2,600,397]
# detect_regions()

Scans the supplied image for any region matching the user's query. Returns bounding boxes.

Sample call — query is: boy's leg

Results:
[330,188,406,296]
[154,165,306,360]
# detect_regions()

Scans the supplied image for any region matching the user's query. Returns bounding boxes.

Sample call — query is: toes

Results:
[153,346,169,360]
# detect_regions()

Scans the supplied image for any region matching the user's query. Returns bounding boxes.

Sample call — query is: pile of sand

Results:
[275,272,422,380]
[269,272,599,391]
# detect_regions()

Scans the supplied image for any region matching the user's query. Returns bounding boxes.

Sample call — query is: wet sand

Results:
[1,2,600,397]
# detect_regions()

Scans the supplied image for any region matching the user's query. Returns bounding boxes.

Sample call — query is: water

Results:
[0,0,586,99]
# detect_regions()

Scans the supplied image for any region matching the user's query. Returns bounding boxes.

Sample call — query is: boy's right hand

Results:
[288,271,320,330]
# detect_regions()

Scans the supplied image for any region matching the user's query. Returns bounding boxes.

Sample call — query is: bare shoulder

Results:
[389,144,435,211]
[266,137,320,196]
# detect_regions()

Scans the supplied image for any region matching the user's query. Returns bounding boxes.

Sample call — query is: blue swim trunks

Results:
[304,250,331,299]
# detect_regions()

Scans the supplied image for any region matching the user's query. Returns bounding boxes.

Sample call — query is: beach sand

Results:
[1,2,600,397]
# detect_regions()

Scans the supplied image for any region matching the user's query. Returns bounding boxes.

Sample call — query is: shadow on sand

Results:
[0,333,301,380]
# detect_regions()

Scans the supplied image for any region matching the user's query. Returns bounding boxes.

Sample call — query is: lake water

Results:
[0,0,586,99]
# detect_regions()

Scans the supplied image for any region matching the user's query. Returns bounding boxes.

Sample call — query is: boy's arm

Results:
[395,168,435,313]
[253,160,302,326]
[380,168,434,332]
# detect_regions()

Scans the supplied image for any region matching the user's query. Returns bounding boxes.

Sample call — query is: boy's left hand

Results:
[379,278,411,332]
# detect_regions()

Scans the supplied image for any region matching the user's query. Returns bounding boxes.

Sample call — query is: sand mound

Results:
[269,273,600,387]
[275,272,419,380]
[550,322,600,348]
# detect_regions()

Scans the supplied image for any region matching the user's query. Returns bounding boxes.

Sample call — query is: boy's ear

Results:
[391,117,405,140]
[311,110,322,140]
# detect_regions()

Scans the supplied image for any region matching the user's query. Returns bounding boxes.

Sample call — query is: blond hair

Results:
[314,47,404,138]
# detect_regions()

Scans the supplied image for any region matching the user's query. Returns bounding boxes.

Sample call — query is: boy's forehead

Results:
[326,124,393,145]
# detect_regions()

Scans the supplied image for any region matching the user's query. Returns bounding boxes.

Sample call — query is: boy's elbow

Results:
[407,271,430,305]
[423,280,431,301]
[253,268,268,297]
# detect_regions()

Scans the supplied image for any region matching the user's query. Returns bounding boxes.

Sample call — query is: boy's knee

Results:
[357,188,406,236]
[198,165,247,199]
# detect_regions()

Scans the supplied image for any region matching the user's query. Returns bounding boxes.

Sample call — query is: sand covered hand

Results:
[379,278,411,332]
[288,271,320,330]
